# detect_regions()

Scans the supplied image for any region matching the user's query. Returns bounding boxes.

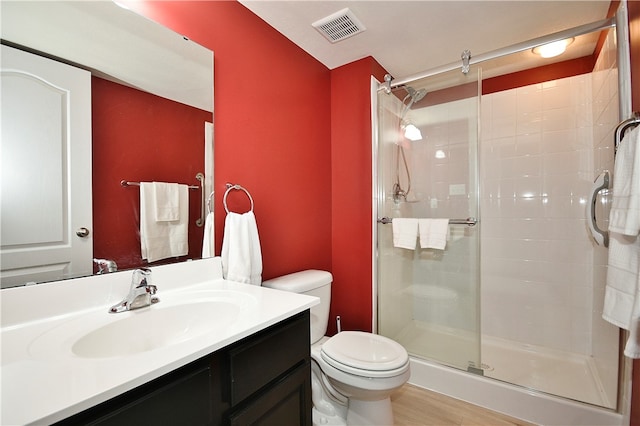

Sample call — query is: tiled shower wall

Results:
[480,74,596,354]
[480,29,619,368]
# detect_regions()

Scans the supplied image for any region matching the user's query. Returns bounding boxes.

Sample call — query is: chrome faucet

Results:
[109,268,159,313]
[94,258,118,274]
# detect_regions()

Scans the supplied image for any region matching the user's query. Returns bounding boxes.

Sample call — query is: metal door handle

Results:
[76,227,90,238]
[587,171,609,247]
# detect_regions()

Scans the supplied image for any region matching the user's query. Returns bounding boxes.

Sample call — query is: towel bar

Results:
[121,173,206,227]
[377,217,477,226]
[614,112,640,155]
[121,180,200,189]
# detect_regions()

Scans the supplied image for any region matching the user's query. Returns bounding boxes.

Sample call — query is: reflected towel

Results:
[140,182,189,262]
[201,212,214,258]
[221,211,262,285]
[153,182,180,222]
[418,218,450,250]
[392,218,418,250]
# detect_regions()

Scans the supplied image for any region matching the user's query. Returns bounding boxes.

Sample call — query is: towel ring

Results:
[223,183,254,213]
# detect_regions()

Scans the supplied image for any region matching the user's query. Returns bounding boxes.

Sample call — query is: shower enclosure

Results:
[374,16,628,424]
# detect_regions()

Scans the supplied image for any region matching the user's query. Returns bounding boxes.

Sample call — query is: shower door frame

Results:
[373,69,482,373]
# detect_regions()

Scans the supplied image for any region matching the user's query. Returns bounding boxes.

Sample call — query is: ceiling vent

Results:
[312,8,366,43]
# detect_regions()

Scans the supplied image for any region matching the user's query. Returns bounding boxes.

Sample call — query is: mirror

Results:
[1,1,214,288]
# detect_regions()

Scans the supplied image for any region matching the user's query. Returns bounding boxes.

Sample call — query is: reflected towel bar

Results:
[121,173,206,227]
[121,180,200,190]
[377,217,477,226]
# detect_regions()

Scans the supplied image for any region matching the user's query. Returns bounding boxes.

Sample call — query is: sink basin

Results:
[72,301,239,358]
[28,289,258,360]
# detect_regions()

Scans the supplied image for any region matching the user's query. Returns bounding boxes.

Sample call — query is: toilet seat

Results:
[320,331,409,378]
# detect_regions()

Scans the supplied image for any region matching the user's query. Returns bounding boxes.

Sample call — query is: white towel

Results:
[609,126,640,235]
[201,212,214,258]
[221,211,262,285]
[152,182,180,222]
[392,218,418,250]
[419,218,450,250]
[603,233,640,328]
[604,233,640,357]
[140,182,189,262]
[603,126,640,358]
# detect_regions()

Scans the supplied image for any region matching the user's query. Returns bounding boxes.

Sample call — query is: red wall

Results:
[92,77,210,270]
[483,56,595,95]
[329,58,387,334]
[125,1,333,280]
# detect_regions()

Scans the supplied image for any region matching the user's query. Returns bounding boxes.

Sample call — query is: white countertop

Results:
[1,258,318,425]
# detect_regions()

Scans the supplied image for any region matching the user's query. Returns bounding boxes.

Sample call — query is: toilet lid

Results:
[320,331,408,373]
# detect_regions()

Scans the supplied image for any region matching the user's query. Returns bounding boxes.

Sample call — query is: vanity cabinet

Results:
[56,311,311,426]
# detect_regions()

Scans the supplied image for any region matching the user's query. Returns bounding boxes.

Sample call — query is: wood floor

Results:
[391,384,537,426]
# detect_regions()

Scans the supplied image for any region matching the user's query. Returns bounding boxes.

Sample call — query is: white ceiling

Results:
[239,0,612,81]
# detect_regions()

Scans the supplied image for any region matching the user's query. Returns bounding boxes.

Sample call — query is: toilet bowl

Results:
[314,332,410,425]
[263,270,410,426]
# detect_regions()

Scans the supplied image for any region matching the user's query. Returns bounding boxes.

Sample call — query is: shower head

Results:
[405,86,427,103]
[400,86,427,119]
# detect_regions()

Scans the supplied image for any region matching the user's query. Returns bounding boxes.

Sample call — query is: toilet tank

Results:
[262,270,332,344]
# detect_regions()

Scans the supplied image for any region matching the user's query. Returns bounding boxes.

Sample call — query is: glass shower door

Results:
[376,68,481,372]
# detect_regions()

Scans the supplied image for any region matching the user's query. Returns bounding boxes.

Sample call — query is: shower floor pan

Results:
[393,320,611,408]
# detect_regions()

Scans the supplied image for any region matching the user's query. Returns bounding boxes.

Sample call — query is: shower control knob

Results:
[76,227,90,238]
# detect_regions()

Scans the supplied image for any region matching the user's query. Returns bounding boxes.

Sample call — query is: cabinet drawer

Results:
[228,311,310,406]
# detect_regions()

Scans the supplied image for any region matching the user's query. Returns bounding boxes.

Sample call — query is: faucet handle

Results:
[131,268,152,289]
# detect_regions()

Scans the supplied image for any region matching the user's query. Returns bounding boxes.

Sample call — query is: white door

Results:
[1,45,92,287]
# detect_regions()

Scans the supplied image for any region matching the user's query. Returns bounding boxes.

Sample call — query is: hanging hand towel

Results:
[604,233,640,357]
[603,126,640,358]
[153,182,180,221]
[610,126,640,235]
[201,212,215,258]
[392,218,418,250]
[140,182,189,263]
[221,211,262,285]
[419,218,450,250]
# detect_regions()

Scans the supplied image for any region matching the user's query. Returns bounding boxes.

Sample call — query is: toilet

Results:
[263,270,410,426]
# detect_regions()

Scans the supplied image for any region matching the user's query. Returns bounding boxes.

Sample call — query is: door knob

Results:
[76,227,90,238]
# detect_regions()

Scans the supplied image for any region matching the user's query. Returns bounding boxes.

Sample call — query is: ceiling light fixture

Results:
[532,38,574,58]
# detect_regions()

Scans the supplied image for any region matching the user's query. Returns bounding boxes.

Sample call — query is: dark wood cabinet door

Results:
[228,362,311,426]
